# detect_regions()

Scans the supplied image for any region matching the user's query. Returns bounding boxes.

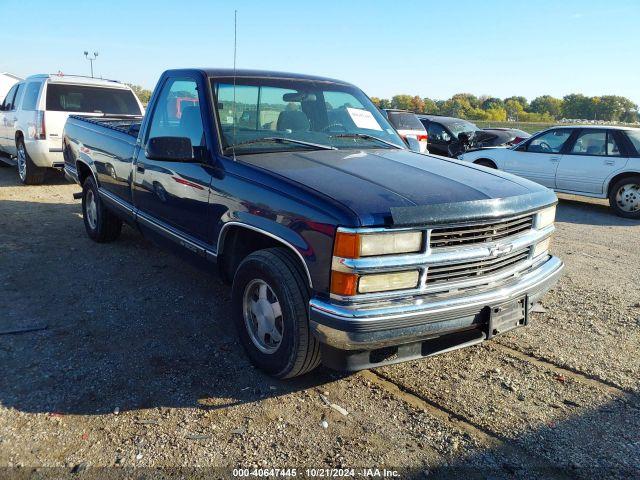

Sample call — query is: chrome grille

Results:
[430,215,534,248]
[426,248,530,285]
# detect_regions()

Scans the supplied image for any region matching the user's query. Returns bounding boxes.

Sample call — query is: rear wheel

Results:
[232,248,321,378]
[474,159,497,169]
[82,176,123,242]
[16,138,46,184]
[609,176,640,219]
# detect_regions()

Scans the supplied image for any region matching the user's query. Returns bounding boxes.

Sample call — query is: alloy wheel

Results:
[85,189,98,229]
[616,183,640,213]
[242,279,284,354]
[17,143,27,181]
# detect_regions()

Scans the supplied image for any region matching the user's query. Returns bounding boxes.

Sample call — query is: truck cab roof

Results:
[164,68,355,86]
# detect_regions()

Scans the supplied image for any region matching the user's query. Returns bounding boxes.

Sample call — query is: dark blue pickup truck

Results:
[63,68,563,378]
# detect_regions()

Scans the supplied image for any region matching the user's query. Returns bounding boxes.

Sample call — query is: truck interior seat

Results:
[180,106,204,146]
[277,110,310,132]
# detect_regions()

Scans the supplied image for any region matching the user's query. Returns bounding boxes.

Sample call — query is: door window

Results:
[147,79,204,147]
[11,84,24,110]
[1,85,18,111]
[526,129,572,153]
[570,131,606,156]
[606,132,622,156]
[427,122,450,142]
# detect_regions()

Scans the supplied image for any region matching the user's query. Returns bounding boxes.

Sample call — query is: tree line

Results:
[126,83,639,124]
[370,93,639,123]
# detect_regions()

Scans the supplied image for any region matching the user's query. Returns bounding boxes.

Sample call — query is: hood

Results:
[238,148,552,226]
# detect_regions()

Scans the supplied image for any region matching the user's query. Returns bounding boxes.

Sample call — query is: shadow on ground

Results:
[556,196,638,227]
[0,198,344,417]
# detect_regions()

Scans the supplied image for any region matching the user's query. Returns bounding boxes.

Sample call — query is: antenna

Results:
[232,9,238,161]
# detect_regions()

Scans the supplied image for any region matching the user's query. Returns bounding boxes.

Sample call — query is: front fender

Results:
[218,216,315,287]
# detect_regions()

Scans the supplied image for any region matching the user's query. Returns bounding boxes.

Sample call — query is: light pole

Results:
[84,51,98,78]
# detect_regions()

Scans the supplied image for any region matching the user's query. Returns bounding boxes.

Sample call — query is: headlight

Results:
[358,270,420,294]
[360,232,422,256]
[535,206,556,229]
[533,238,551,258]
[333,231,423,258]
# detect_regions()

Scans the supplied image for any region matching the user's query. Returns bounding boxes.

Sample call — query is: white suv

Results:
[0,74,143,184]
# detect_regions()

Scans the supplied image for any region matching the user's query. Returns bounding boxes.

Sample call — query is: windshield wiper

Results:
[225,136,337,154]
[330,133,403,149]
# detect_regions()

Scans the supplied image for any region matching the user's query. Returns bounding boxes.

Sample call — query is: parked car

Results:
[383,109,428,153]
[63,68,563,378]
[418,115,531,157]
[458,126,640,218]
[482,127,531,146]
[0,74,143,184]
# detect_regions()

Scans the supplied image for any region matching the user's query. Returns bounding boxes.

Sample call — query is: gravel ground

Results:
[0,167,638,479]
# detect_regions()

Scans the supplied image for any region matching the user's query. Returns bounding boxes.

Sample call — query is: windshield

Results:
[211,78,405,155]
[448,121,479,137]
[46,84,141,115]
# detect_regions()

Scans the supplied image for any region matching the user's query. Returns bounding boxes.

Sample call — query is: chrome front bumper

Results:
[309,255,564,351]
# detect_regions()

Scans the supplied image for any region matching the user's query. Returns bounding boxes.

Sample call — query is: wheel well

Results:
[76,161,93,186]
[607,172,640,196]
[217,225,310,286]
[14,131,23,144]
[474,158,497,169]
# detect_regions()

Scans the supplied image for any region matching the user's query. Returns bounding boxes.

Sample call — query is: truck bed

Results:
[68,114,143,137]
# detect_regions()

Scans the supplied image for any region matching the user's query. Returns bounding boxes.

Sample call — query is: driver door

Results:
[133,76,214,242]
[503,128,573,188]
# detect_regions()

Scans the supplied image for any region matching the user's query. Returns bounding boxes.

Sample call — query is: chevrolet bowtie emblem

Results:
[489,244,513,257]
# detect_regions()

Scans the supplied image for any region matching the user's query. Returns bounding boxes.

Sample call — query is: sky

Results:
[1,0,639,104]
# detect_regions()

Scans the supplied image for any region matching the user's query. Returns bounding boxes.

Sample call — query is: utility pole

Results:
[84,51,99,78]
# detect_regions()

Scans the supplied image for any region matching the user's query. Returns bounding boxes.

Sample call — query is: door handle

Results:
[136,163,145,173]
[604,159,615,165]
[550,156,561,162]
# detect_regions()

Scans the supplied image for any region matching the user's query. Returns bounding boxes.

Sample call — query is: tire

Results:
[232,248,321,378]
[16,138,46,184]
[608,176,640,219]
[475,159,497,169]
[82,175,123,242]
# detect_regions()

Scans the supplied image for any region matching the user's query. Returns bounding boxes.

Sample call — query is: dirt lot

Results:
[0,166,638,479]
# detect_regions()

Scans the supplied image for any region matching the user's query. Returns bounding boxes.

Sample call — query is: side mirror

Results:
[146,136,193,162]
[405,136,422,153]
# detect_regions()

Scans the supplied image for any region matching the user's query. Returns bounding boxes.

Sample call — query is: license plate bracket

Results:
[486,296,528,339]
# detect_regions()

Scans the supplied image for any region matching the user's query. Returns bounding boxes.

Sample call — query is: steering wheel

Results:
[322,123,347,133]
[539,141,553,152]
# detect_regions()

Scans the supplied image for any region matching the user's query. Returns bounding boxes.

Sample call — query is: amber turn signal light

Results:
[330,271,359,296]
[333,232,360,259]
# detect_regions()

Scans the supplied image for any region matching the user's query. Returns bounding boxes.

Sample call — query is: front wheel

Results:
[16,138,46,184]
[82,176,123,242]
[609,176,640,219]
[232,248,321,378]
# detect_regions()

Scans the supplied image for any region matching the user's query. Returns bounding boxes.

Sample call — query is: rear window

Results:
[46,84,141,115]
[387,112,425,131]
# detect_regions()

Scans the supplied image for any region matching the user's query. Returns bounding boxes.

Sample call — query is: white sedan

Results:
[458,126,640,218]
